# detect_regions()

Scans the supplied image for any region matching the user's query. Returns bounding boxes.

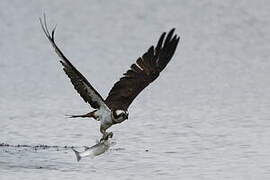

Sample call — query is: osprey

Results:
[40,16,180,140]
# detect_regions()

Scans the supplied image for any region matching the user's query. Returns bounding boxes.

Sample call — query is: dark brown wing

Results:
[40,15,109,110]
[105,29,180,111]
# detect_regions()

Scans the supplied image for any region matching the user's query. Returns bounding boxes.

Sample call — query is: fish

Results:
[71,133,114,162]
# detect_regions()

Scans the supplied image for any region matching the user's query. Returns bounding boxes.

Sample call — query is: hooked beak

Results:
[124,113,129,119]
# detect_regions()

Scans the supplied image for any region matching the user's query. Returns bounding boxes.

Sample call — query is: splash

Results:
[0,142,78,152]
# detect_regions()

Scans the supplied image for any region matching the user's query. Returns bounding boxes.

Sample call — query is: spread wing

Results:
[105,29,180,111]
[40,15,109,110]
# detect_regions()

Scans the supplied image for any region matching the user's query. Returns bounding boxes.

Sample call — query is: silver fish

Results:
[71,133,114,162]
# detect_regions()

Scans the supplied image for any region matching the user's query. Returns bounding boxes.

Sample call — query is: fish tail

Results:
[71,148,81,162]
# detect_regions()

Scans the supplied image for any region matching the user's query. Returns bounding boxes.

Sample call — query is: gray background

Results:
[1,0,270,179]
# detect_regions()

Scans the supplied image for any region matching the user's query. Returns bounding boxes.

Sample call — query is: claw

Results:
[99,132,107,142]
[100,132,113,142]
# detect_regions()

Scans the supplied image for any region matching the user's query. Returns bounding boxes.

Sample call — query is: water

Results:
[1,0,270,179]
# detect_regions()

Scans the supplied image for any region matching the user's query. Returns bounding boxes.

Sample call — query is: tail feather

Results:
[66,111,97,119]
[71,148,81,162]
[67,114,88,118]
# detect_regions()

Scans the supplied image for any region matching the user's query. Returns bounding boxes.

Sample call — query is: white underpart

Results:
[95,106,112,129]
[80,80,112,128]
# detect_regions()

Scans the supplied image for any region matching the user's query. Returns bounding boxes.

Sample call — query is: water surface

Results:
[1,0,270,179]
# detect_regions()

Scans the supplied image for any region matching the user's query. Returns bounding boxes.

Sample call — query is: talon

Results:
[100,132,113,142]
[100,132,107,142]
[108,132,113,138]
[99,137,104,142]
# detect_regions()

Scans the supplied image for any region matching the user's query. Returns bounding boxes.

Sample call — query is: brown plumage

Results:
[105,28,180,111]
[40,14,179,135]
[40,15,107,110]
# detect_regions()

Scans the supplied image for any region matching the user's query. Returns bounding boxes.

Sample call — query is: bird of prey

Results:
[40,16,180,141]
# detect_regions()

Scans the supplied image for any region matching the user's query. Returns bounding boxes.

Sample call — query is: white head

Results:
[112,109,129,123]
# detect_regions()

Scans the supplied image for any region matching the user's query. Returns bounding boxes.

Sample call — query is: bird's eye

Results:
[113,110,122,118]
[113,110,128,120]
[122,112,128,119]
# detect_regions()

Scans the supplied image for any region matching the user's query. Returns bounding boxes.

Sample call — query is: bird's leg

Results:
[100,127,108,142]
[99,127,113,142]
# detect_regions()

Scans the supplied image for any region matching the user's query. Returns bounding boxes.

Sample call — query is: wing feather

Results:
[105,29,180,110]
[40,15,108,110]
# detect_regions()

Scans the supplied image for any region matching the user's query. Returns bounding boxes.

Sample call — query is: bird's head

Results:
[112,109,129,123]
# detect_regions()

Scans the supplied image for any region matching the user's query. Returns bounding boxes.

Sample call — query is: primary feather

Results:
[105,28,180,111]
